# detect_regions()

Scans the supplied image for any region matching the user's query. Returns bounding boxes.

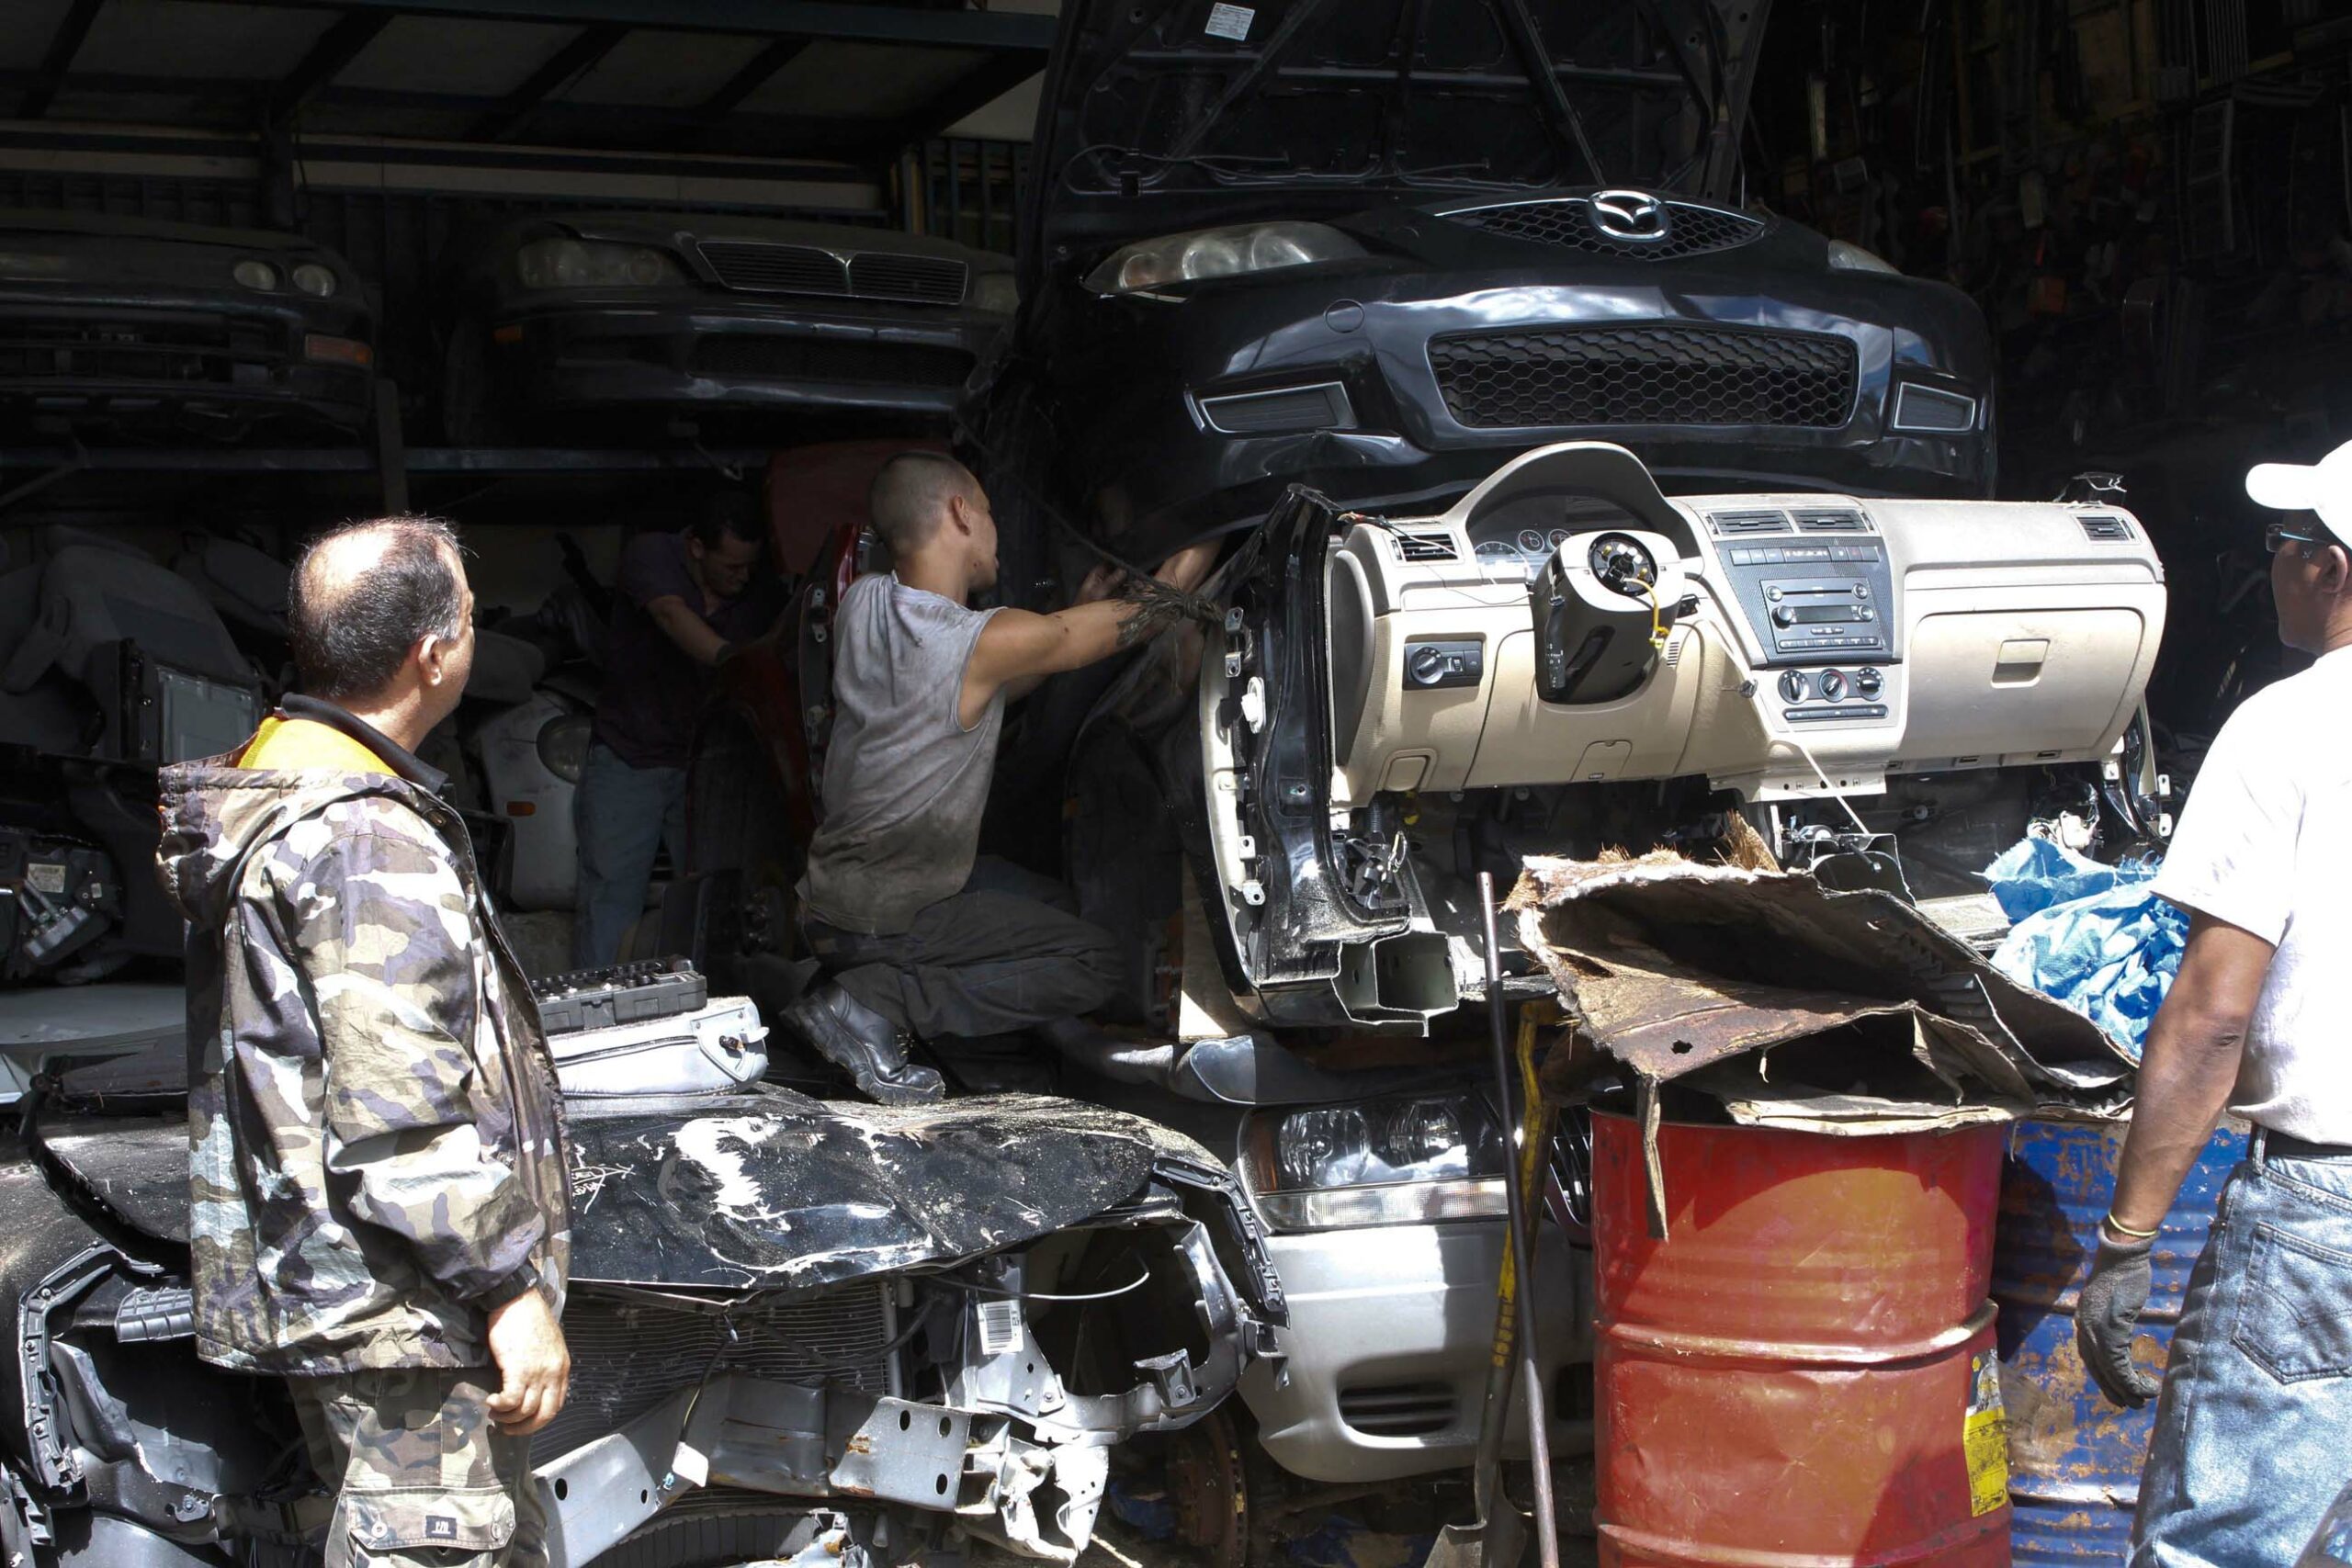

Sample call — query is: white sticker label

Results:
[976,1298,1024,1357]
[26,863,66,895]
[1205,3,1255,41]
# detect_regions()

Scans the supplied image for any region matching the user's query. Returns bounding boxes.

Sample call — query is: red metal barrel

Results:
[1592,1112,2011,1567]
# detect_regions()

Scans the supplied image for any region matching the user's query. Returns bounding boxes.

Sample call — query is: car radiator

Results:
[538,1282,897,1461]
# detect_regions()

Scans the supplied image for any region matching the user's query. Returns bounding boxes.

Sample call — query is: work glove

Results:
[2077,1229,2162,1408]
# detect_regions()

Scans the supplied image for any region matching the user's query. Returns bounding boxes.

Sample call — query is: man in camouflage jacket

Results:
[159,515,571,1568]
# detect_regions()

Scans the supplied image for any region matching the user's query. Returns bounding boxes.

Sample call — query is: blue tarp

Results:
[1984,837,2185,1062]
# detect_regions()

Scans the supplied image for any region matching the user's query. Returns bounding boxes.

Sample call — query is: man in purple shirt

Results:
[571,490,777,967]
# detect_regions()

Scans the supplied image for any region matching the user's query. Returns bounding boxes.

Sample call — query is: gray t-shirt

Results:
[800,574,1003,934]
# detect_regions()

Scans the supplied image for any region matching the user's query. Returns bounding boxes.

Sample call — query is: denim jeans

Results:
[2134,1132,2352,1567]
[570,743,686,969]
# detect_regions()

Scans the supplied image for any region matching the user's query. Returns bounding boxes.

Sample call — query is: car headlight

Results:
[232,259,279,291]
[1085,221,1366,295]
[1239,1091,1510,1232]
[290,263,338,298]
[970,271,1020,314]
[1826,240,1901,275]
[536,712,593,784]
[517,238,689,289]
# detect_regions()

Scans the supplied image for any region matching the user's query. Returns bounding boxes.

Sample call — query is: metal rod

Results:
[1478,871,1561,1568]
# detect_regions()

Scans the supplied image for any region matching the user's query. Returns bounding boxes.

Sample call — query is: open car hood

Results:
[37,1089,1221,1291]
[1026,0,1771,261]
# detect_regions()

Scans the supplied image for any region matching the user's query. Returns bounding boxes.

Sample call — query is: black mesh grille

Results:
[846,254,967,305]
[537,1284,894,1461]
[698,242,849,295]
[688,335,973,387]
[1442,197,1766,260]
[1429,325,1857,429]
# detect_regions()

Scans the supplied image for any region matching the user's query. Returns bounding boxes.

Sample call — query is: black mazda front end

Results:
[974,0,1996,579]
[999,190,1994,562]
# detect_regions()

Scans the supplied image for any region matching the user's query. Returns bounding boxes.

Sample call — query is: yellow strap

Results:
[235,716,396,776]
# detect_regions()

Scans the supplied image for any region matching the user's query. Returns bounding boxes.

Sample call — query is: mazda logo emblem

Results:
[1589,189,1671,244]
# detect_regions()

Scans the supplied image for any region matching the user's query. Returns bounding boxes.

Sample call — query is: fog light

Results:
[1892,382,1978,434]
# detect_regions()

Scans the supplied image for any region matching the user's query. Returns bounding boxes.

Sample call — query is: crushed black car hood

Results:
[38,1089,1211,1292]
[1027,0,1770,258]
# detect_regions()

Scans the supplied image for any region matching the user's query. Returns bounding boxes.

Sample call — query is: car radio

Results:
[1708,515,1897,665]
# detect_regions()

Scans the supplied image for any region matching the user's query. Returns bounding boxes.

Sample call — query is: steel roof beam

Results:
[697,36,812,119]
[226,0,1055,51]
[271,12,395,120]
[474,23,628,141]
[21,0,107,120]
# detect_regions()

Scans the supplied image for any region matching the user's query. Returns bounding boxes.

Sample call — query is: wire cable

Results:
[1783,733,1873,837]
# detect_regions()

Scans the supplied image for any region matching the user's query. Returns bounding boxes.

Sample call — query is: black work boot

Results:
[779,983,944,1105]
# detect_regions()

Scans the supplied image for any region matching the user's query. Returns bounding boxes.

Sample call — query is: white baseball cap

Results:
[2246,437,2352,544]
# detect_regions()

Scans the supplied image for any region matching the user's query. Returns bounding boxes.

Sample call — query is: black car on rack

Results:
[968,0,1997,595]
[0,212,374,441]
[438,212,1018,444]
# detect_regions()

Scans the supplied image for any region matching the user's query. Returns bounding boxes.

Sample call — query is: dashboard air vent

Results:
[1794,509,1870,533]
[1393,531,1460,563]
[1709,510,1792,536]
[2078,513,2133,542]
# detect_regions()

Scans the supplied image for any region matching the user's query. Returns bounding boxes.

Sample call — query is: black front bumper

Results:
[0,288,373,433]
[490,299,1003,419]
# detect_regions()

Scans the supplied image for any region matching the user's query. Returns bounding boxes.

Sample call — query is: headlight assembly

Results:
[1240,1091,1510,1232]
[517,237,689,289]
[290,263,338,298]
[1085,221,1366,296]
[232,259,279,292]
[969,271,1021,314]
[536,712,594,784]
[1826,240,1901,275]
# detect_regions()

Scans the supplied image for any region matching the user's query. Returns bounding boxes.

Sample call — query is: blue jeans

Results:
[570,743,686,969]
[2134,1133,2352,1566]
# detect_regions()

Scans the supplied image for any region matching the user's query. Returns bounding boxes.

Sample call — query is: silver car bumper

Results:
[1238,1216,1594,1483]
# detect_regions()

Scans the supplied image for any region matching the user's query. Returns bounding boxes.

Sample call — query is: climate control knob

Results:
[1855,667,1884,699]
[1778,670,1810,704]
[1818,669,1849,703]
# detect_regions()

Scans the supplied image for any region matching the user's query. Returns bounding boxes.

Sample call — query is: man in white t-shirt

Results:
[2075,437,2352,1567]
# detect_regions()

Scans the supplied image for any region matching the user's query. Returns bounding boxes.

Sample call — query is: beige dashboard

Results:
[1320,444,2166,807]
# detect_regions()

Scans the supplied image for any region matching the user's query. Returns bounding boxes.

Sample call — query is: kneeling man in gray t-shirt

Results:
[789,451,1214,1102]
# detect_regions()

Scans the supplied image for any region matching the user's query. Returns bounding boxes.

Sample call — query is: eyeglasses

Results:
[2267,520,2342,556]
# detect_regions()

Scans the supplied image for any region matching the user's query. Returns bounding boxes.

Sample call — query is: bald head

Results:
[288,515,467,703]
[869,452,981,558]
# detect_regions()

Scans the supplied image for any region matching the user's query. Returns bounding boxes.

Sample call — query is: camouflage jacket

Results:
[158,708,571,1376]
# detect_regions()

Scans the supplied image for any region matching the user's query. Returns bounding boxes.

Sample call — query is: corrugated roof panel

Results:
[75,0,337,81]
[334,16,582,98]
[557,28,770,107]
[0,0,81,71]
[745,40,979,119]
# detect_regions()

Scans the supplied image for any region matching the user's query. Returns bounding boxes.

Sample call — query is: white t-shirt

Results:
[2152,645,2352,1141]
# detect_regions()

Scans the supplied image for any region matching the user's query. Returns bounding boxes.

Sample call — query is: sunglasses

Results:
[2267,520,2343,556]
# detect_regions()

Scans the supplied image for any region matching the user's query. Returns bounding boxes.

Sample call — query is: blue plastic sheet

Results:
[1984,837,2185,1062]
